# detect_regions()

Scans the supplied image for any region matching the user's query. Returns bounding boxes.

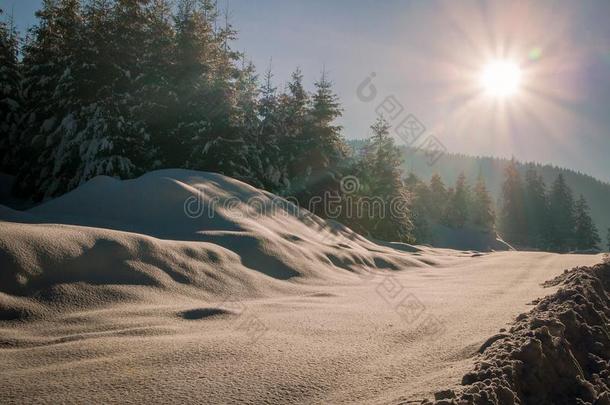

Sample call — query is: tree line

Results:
[402,159,604,252]
[499,160,603,252]
[0,1,605,252]
[402,171,496,244]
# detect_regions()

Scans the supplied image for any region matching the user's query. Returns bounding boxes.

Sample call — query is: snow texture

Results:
[0,169,604,403]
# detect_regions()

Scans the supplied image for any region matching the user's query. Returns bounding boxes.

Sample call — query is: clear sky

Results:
[4,0,610,182]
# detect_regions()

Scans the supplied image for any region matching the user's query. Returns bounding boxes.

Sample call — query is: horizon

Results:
[4,0,610,183]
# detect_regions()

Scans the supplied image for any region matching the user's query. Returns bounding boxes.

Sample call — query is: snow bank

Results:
[0,169,429,319]
[430,262,610,405]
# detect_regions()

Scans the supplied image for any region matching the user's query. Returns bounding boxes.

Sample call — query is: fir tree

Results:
[358,116,413,242]
[405,173,431,243]
[307,70,346,168]
[0,9,21,174]
[137,0,178,169]
[295,69,348,212]
[499,159,527,246]
[233,59,262,185]
[470,175,495,232]
[278,67,311,191]
[548,173,577,252]
[17,0,85,199]
[444,172,470,228]
[428,173,447,223]
[284,68,309,134]
[256,65,286,191]
[56,0,157,193]
[191,3,250,179]
[172,0,244,177]
[524,165,549,248]
[75,0,153,181]
[574,195,600,251]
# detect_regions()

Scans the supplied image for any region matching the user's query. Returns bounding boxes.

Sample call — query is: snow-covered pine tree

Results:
[232,58,262,185]
[574,195,600,251]
[173,0,247,178]
[17,0,84,199]
[56,0,153,194]
[359,116,413,242]
[256,65,287,191]
[0,9,21,174]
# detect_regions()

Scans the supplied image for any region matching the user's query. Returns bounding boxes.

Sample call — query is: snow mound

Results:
[0,169,430,319]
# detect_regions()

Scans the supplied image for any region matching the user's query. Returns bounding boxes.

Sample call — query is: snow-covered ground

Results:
[0,170,603,403]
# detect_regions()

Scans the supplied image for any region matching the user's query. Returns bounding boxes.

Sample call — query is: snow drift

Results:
[0,169,431,319]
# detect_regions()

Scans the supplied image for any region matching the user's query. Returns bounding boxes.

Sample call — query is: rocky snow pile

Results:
[430,262,610,405]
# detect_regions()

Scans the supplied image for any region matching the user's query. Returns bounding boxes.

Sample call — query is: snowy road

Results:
[1,251,601,404]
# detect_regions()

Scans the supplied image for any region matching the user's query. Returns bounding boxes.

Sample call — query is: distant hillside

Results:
[349,140,610,248]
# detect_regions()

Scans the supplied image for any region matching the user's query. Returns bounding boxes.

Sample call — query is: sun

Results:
[480,60,522,97]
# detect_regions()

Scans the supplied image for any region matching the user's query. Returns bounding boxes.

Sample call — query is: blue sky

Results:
[3,0,610,182]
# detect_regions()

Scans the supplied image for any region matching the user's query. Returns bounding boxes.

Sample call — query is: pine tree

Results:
[193,3,250,179]
[357,116,413,242]
[307,69,346,170]
[405,173,431,243]
[471,175,495,232]
[524,165,549,248]
[0,9,21,174]
[278,67,311,191]
[76,0,154,181]
[233,58,262,185]
[255,65,286,191]
[574,195,600,251]
[17,0,181,199]
[167,0,209,167]
[284,68,309,133]
[55,0,160,193]
[499,159,527,246]
[607,228,610,252]
[548,173,577,252]
[428,173,447,223]
[294,69,348,212]
[443,186,454,225]
[17,0,85,199]
[172,0,245,177]
[137,0,178,169]
[444,172,470,228]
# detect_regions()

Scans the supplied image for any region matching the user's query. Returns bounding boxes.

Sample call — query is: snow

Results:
[0,169,603,403]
